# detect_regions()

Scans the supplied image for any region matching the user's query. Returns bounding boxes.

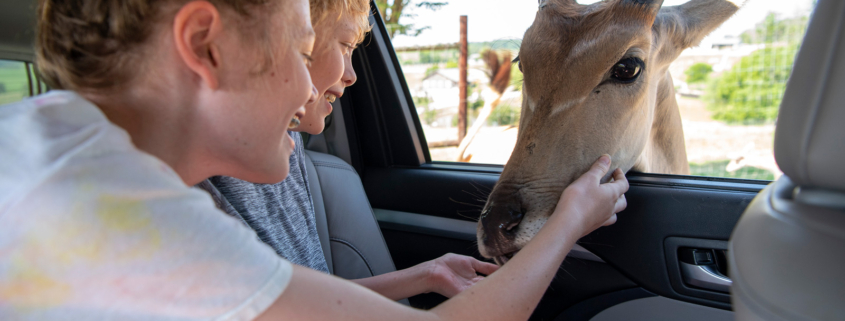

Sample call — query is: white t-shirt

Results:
[0,91,292,320]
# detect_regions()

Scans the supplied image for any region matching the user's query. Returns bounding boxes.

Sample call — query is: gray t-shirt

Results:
[196,132,329,273]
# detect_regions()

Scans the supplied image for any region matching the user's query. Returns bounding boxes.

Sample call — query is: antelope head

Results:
[478,0,743,264]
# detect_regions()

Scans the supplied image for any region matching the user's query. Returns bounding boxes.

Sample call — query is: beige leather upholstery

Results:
[730,1,845,319]
[303,150,410,304]
[773,0,845,194]
[730,178,845,320]
[303,151,334,274]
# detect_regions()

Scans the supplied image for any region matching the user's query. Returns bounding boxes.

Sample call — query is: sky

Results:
[390,0,816,48]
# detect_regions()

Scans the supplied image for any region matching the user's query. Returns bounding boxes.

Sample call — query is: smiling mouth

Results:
[494,251,517,266]
[288,115,301,129]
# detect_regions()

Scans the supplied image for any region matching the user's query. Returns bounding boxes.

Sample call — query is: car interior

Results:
[1,0,842,320]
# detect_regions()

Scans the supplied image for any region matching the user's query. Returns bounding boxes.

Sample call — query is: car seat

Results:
[729,0,845,319]
[302,150,410,305]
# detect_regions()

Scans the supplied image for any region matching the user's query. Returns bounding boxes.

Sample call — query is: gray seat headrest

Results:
[774,0,845,193]
[0,0,36,61]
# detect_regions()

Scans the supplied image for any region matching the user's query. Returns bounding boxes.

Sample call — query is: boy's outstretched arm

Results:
[258,155,628,321]
[351,253,499,301]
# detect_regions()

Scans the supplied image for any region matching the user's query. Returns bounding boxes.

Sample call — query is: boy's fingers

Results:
[612,167,625,181]
[607,168,629,195]
[586,154,612,180]
[614,194,627,213]
[471,259,500,276]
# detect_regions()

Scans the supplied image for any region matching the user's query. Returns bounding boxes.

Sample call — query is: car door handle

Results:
[680,262,732,293]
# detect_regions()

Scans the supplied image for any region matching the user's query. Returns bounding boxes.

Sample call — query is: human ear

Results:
[172,1,224,90]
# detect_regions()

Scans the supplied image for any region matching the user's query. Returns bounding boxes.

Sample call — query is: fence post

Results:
[458,15,468,142]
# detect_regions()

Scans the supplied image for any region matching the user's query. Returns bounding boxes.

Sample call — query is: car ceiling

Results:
[0,0,37,61]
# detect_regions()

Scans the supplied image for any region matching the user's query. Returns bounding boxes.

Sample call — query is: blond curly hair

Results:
[310,0,372,44]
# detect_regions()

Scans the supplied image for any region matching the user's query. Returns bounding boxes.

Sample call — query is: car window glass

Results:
[388,0,814,181]
[0,60,30,105]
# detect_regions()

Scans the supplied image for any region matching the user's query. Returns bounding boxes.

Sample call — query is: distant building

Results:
[419,68,487,110]
[709,35,741,50]
[422,72,457,91]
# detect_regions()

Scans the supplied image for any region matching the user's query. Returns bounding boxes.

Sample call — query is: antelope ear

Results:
[614,0,665,19]
[653,0,742,64]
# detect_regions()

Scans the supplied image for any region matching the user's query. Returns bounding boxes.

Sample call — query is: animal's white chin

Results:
[324,93,337,103]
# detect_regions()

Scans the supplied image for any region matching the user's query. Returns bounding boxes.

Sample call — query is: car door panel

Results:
[362,164,765,318]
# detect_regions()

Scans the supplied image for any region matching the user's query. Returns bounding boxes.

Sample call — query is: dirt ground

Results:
[426,96,781,177]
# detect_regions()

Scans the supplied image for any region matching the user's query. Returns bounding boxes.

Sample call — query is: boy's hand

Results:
[554,154,629,238]
[424,253,499,298]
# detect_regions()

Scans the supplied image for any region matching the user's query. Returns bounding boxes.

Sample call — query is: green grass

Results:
[0,61,30,105]
[689,160,775,181]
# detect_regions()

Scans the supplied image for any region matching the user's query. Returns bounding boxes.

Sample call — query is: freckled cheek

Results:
[312,59,343,92]
[318,55,344,88]
[333,55,345,79]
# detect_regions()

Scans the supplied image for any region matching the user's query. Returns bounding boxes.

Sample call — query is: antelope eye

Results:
[610,57,644,83]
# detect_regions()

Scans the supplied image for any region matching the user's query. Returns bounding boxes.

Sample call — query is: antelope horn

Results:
[616,0,663,8]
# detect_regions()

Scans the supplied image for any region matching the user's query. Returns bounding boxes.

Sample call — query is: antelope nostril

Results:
[482,188,524,241]
[503,208,525,233]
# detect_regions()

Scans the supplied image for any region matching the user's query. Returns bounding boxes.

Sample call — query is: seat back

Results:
[729,0,845,319]
[303,151,407,302]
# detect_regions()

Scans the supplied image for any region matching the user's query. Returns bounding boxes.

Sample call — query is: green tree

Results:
[469,96,484,111]
[375,1,448,38]
[510,59,523,91]
[424,64,439,77]
[488,104,520,126]
[415,96,438,125]
[740,13,808,45]
[419,50,455,64]
[685,63,713,84]
[706,10,810,124]
[704,45,797,124]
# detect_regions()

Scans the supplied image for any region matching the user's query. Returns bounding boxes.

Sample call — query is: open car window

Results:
[386,0,814,181]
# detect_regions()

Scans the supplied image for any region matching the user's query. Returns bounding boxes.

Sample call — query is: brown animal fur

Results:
[477,0,743,263]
